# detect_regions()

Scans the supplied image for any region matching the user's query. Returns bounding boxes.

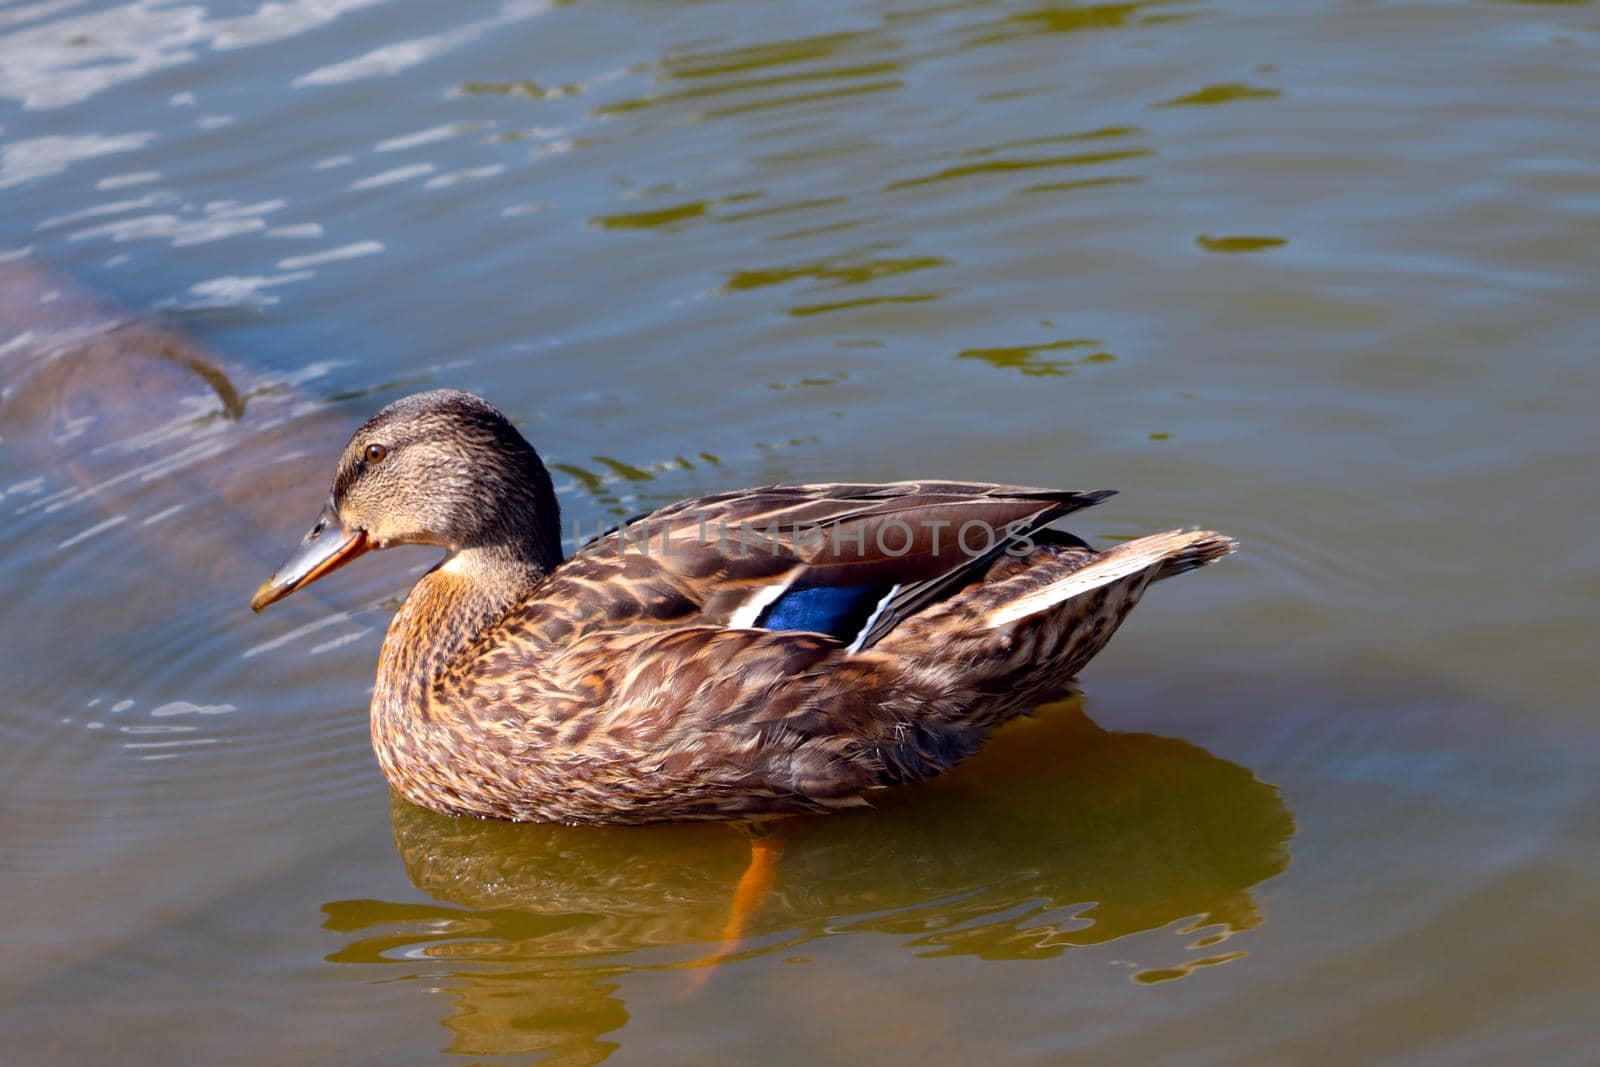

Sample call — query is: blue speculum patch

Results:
[756,584,888,642]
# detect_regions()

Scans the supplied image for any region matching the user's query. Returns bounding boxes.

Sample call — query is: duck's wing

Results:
[573,481,1115,650]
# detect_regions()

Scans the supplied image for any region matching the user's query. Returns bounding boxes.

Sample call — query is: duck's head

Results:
[251,389,562,612]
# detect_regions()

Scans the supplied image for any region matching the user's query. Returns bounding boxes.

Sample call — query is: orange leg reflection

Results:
[683,828,786,996]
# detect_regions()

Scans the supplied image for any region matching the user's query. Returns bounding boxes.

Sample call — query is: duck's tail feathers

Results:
[985,529,1237,628]
[1153,529,1239,580]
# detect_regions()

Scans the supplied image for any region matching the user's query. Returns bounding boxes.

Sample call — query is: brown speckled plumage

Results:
[253,390,1236,824]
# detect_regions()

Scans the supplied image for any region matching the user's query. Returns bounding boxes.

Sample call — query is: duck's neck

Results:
[377,547,548,695]
[370,544,552,797]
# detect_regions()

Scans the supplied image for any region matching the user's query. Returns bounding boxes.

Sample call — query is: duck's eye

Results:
[364,443,388,464]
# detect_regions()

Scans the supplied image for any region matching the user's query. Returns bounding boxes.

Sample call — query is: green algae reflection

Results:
[1195,234,1288,254]
[959,339,1116,378]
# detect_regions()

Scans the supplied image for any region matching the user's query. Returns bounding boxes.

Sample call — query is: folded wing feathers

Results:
[604,481,1163,643]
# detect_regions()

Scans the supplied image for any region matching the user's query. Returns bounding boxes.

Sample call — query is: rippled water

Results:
[3,0,1597,1062]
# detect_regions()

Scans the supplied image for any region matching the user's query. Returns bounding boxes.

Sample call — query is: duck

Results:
[251,389,1235,825]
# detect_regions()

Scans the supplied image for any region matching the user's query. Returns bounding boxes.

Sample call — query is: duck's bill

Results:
[251,500,369,612]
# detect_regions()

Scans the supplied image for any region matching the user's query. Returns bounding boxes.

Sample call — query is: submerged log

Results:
[0,258,363,600]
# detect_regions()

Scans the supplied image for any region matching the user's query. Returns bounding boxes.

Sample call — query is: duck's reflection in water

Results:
[323,701,1294,1062]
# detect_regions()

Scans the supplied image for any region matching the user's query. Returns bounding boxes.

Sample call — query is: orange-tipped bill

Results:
[251,499,369,612]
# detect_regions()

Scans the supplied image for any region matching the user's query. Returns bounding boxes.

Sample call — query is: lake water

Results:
[2,0,1597,1063]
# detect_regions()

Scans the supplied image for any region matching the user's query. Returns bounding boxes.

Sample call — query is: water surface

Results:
[2,0,1597,1063]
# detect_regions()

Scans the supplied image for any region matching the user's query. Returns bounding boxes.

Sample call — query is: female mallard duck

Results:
[252,390,1235,824]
